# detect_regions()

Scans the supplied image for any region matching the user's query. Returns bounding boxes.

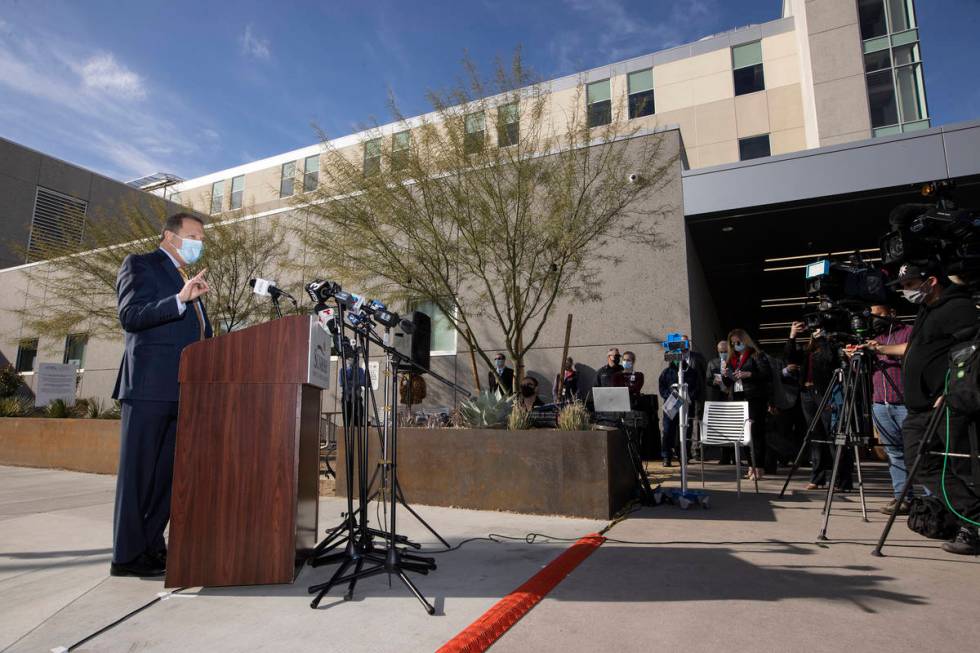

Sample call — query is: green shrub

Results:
[507,400,532,431]
[557,400,591,431]
[101,400,122,420]
[0,396,31,417]
[46,399,72,418]
[0,365,22,398]
[459,390,511,429]
[84,397,104,419]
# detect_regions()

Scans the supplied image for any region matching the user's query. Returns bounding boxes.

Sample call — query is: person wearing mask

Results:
[518,376,545,411]
[786,322,844,490]
[722,329,771,481]
[658,352,703,467]
[594,348,623,388]
[553,357,578,404]
[862,304,913,515]
[867,262,979,555]
[111,212,212,577]
[488,353,515,395]
[705,340,737,464]
[613,351,645,399]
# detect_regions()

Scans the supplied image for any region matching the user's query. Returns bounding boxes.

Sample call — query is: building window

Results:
[210,181,223,214]
[230,175,244,210]
[862,6,927,135]
[27,187,87,262]
[280,162,295,198]
[464,112,485,154]
[15,338,38,373]
[392,131,410,171]
[732,41,765,96]
[497,102,519,147]
[363,138,382,176]
[858,0,888,40]
[627,69,655,119]
[738,134,771,161]
[303,155,319,192]
[63,333,87,369]
[586,79,611,127]
[414,301,457,354]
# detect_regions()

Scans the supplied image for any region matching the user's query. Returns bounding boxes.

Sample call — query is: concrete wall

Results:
[0,137,184,271]
[0,130,697,414]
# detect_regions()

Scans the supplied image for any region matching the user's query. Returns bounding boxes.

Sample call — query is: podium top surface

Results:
[179,315,330,387]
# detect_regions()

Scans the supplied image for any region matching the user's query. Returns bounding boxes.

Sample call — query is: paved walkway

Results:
[1,463,978,652]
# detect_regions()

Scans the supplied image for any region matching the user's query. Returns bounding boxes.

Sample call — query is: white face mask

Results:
[902,282,931,305]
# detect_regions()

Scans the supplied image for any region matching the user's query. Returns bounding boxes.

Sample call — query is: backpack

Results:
[906,496,960,540]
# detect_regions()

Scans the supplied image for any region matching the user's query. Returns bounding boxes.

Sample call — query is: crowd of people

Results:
[483,262,979,556]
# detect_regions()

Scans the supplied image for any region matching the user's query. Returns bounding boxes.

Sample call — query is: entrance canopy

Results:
[682,120,980,348]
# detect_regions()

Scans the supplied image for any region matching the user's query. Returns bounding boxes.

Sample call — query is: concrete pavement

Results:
[1,463,978,652]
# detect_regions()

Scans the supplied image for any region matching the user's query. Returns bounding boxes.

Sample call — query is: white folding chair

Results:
[700,401,758,496]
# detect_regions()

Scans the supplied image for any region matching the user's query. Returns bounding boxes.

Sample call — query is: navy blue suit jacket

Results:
[112,249,213,402]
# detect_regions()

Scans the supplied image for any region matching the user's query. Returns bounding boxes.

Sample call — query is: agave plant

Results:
[557,400,591,431]
[46,399,72,418]
[85,397,105,419]
[0,396,31,417]
[458,390,512,429]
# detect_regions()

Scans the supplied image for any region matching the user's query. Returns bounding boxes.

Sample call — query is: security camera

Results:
[627,173,641,184]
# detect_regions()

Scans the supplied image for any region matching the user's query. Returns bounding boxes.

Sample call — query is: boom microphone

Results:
[249,278,298,305]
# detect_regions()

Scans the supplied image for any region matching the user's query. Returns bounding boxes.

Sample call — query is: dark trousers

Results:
[904,408,980,522]
[112,399,178,564]
[799,388,854,488]
[661,415,678,462]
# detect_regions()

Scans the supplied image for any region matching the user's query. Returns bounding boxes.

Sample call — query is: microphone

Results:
[306,279,339,304]
[250,278,297,305]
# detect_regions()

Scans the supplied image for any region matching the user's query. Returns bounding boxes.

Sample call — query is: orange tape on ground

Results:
[436,533,606,653]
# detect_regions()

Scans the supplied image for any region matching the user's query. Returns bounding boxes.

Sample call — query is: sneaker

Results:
[879,499,910,516]
[941,527,980,555]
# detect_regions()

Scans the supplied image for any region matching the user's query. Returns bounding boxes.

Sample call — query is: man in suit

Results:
[488,353,514,395]
[110,212,212,577]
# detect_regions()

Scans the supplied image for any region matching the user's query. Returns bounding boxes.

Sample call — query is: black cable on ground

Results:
[57,587,187,652]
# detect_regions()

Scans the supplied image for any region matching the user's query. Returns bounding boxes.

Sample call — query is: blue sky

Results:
[1,0,977,182]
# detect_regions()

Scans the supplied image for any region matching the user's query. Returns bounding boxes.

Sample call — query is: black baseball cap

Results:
[890,261,940,286]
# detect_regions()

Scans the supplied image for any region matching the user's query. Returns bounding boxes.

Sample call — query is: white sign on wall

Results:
[35,363,77,407]
[368,361,380,391]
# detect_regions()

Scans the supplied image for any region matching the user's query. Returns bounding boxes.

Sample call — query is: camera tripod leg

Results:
[394,480,451,549]
[345,556,365,601]
[872,401,945,556]
[854,444,869,522]
[310,556,353,608]
[818,442,845,540]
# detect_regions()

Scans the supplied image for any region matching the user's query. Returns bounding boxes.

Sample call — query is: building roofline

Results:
[171,15,794,194]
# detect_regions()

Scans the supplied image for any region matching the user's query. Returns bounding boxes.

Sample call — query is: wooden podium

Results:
[165,315,332,588]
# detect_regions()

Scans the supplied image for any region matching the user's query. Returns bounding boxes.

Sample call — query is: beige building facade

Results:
[0,0,934,409]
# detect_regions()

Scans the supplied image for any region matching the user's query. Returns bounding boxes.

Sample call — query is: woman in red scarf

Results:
[722,328,772,481]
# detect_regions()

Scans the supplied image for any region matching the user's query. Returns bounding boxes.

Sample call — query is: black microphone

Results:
[249,278,297,305]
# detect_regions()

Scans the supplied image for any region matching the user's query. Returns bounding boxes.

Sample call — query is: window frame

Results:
[363,138,382,176]
[412,300,458,356]
[627,69,655,119]
[732,41,765,96]
[586,79,612,128]
[63,333,88,370]
[738,134,771,161]
[230,175,245,210]
[391,130,411,171]
[464,112,486,154]
[303,155,319,192]
[279,161,295,198]
[496,102,520,147]
[210,180,224,214]
[15,338,38,374]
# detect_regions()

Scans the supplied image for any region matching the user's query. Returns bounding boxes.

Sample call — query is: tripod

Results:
[619,411,657,505]
[779,348,875,539]
[307,304,468,613]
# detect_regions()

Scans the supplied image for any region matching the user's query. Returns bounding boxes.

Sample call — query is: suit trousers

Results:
[112,399,179,564]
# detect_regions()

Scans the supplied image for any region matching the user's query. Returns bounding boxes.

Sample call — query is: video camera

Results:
[879,181,980,288]
[802,256,888,341]
[662,332,691,364]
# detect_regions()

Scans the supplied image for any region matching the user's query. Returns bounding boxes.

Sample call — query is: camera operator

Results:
[868,263,980,552]
[867,262,979,554]
[786,322,846,490]
[861,304,913,515]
